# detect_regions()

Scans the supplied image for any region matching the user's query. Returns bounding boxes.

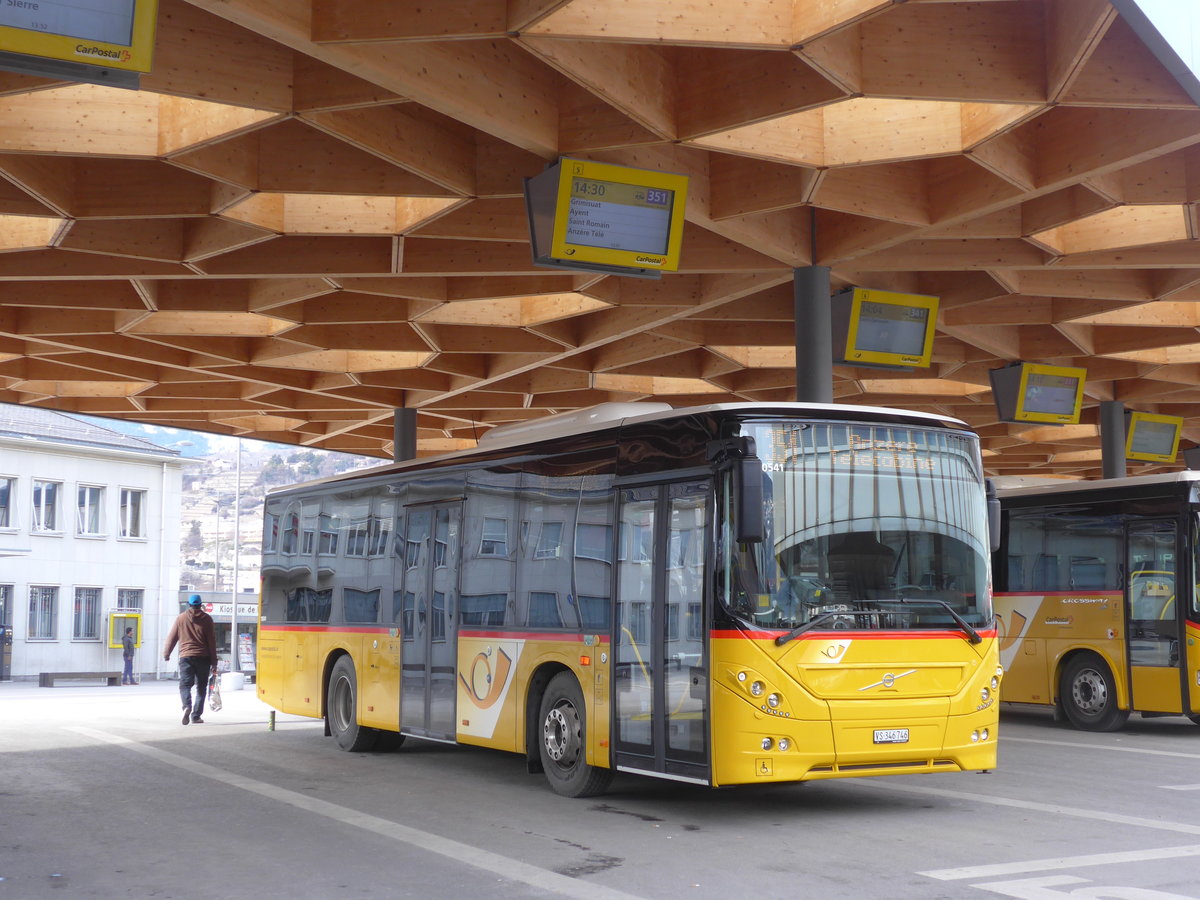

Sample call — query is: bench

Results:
[39,671,122,687]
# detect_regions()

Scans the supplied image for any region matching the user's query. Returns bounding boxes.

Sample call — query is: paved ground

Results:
[4,679,1200,899]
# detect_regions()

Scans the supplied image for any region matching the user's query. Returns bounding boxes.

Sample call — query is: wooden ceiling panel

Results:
[0,0,1197,474]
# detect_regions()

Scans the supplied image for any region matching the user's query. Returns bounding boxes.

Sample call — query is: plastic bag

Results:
[208,672,223,711]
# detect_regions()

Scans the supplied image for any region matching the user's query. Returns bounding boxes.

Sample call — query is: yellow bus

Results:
[994,472,1200,731]
[256,402,1000,796]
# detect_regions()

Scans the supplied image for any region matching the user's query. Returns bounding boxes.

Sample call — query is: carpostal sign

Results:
[0,0,159,73]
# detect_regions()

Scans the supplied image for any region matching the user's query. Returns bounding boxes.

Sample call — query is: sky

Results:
[74,413,379,464]
[1134,0,1200,73]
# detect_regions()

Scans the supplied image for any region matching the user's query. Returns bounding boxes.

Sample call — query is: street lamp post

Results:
[231,439,240,672]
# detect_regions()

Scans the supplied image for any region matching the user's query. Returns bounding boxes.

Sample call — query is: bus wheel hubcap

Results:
[1072,670,1106,715]
[544,702,579,765]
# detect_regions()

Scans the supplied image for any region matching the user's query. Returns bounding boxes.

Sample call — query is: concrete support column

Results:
[393,408,417,462]
[794,266,833,404]
[1100,400,1125,480]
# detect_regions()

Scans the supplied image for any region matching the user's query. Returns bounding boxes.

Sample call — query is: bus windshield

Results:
[723,420,992,631]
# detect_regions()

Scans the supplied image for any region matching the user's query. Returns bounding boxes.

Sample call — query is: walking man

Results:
[121,626,136,685]
[163,594,218,725]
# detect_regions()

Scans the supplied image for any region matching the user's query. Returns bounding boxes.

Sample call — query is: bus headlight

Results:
[767,693,781,708]
[761,737,774,750]
[980,687,991,702]
[990,675,1000,691]
[778,738,791,751]
[750,681,765,697]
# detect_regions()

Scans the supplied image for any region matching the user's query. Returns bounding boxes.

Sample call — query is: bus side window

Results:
[1032,554,1058,592]
[1006,555,1025,591]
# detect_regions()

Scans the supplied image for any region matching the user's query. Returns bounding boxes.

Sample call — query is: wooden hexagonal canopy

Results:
[2,0,1200,477]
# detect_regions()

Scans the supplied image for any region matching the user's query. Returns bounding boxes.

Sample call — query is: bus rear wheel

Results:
[327,656,378,752]
[538,672,613,798]
[1060,653,1128,732]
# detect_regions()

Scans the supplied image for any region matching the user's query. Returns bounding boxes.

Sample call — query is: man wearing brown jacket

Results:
[163,594,218,725]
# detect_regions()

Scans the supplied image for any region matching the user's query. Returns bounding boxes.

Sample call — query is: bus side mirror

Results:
[708,436,764,544]
[735,456,765,544]
[986,479,1000,554]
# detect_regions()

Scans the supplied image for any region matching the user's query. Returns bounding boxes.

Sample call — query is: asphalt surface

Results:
[3,679,1200,899]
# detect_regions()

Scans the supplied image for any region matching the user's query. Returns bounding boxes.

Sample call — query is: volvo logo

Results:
[858,669,917,691]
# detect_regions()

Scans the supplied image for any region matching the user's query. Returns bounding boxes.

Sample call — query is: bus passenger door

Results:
[614,479,710,784]
[1127,519,1183,714]
[400,503,461,740]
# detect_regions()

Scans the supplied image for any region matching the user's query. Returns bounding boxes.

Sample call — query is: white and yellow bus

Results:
[256,402,1000,796]
[995,472,1200,731]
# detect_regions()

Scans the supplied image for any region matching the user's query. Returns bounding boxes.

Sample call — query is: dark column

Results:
[1100,400,1125,480]
[794,266,833,403]
[393,408,417,462]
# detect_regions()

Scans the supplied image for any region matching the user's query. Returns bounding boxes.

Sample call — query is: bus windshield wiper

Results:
[774,609,887,646]
[875,598,982,645]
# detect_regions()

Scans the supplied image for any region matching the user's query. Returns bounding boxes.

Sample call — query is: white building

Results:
[0,405,184,681]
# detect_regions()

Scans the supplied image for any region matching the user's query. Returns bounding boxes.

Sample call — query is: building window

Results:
[281,512,300,555]
[534,521,563,560]
[77,485,105,535]
[117,588,144,610]
[346,519,368,557]
[344,588,380,624]
[461,592,507,626]
[119,488,147,538]
[0,584,11,626]
[263,512,279,553]
[0,477,14,528]
[73,587,101,640]
[575,523,612,562]
[368,517,391,556]
[318,515,338,555]
[32,480,61,532]
[528,591,563,628]
[28,586,58,639]
[578,594,610,631]
[302,530,315,554]
[479,517,507,556]
[431,591,447,641]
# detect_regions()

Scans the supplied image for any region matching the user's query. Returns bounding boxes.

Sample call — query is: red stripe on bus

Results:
[995,591,1121,597]
[710,628,998,641]
[259,624,392,634]
[458,630,610,643]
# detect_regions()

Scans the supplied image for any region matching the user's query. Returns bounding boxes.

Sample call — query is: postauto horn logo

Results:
[76,45,132,63]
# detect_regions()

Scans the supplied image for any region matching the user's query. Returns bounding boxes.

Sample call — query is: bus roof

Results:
[268,400,972,496]
[993,470,1200,500]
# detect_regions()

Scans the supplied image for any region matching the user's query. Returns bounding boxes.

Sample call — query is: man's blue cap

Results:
[187,594,203,607]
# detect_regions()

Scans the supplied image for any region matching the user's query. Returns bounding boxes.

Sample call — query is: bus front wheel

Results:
[327,656,378,752]
[538,672,613,798]
[1060,653,1128,732]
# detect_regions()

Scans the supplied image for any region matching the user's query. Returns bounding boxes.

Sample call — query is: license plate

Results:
[873,728,909,744]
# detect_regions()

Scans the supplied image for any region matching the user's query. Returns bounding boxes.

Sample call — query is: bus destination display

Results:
[831,287,938,368]
[1128,419,1177,456]
[566,177,672,255]
[1022,372,1080,416]
[855,301,930,358]
[0,0,135,46]
[524,157,688,278]
[0,0,157,75]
